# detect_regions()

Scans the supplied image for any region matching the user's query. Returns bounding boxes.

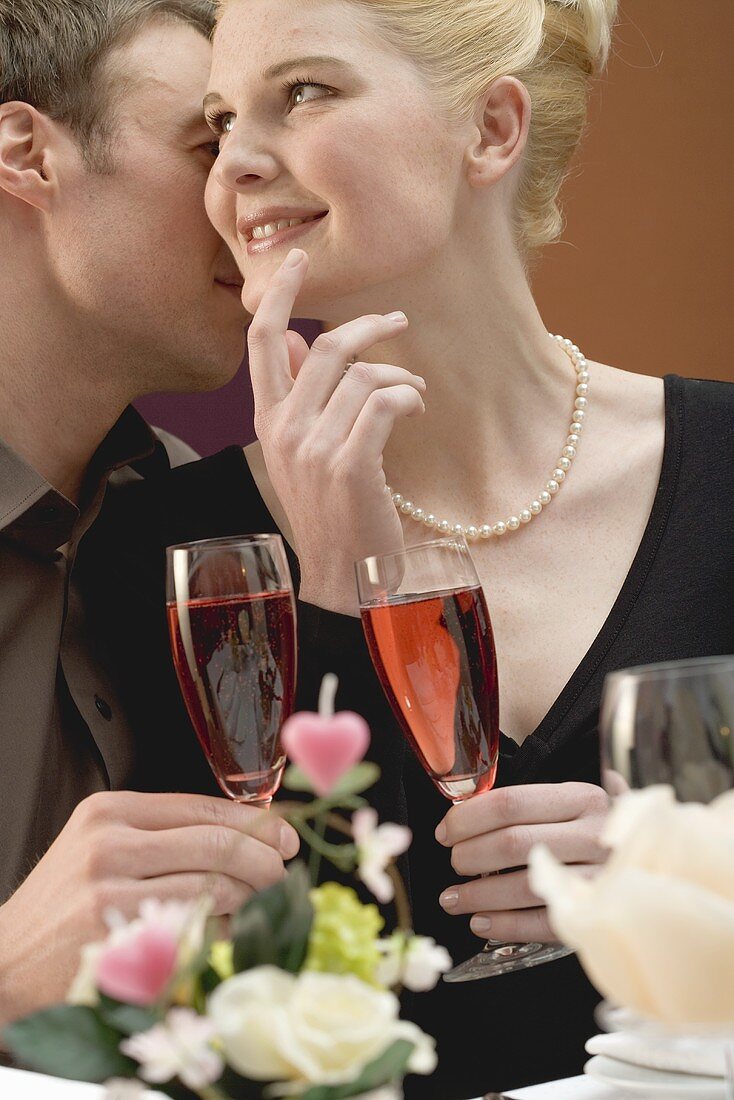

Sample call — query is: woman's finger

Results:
[247,249,310,410]
[439,869,541,916]
[288,312,409,415]
[469,906,559,945]
[316,362,426,444]
[450,819,608,877]
[286,329,311,379]
[342,384,425,465]
[439,782,610,847]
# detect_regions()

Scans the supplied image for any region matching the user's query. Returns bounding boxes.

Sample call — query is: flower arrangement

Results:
[3,677,450,1099]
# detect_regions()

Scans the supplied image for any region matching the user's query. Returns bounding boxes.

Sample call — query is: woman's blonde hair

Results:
[349,0,618,253]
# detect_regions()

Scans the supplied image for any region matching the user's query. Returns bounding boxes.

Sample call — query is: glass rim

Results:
[605,654,734,684]
[356,535,470,570]
[166,533,284,555]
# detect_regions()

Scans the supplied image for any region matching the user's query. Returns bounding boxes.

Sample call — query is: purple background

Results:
[135,320,320,457]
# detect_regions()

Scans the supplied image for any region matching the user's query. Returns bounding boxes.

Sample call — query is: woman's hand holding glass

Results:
[247,248,426,615]
[436,781,610,943]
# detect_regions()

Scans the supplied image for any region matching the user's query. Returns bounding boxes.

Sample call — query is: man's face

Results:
[46,20,246,396]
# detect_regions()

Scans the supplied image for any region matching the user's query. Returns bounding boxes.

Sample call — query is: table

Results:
[0,1066,620,1099]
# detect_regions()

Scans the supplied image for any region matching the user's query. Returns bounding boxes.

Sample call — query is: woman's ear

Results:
[0,102,56,212]
[464,76,532,190]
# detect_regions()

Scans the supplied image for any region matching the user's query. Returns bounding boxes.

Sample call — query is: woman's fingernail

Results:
[279,822,299,858]
[439,890,459,911]
[386,311,408,323]
[470,916,493,936]
[284,249,306,268]
[434,821,447,844]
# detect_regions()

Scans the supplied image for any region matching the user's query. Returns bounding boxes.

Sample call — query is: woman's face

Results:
[205,0,474,316]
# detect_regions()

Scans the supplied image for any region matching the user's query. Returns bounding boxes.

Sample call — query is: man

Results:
[0,0,417,1026]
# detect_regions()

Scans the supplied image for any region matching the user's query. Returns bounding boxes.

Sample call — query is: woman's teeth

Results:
[250,215,319,240]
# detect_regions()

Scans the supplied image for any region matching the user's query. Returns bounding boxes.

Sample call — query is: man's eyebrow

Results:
[203,56,352,110]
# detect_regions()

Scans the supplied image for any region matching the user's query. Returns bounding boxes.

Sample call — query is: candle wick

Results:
[318,673,339,718]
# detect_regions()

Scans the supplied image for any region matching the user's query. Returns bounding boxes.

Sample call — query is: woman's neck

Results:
[321,238,576,521]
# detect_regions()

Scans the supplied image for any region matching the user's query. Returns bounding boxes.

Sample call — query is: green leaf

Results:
[282,765,315,792]
[330,763,380,799]
[298,1039,415,1100]
[96,996,159,1037]
[3,1004,135,1082]
[232,861,313,975]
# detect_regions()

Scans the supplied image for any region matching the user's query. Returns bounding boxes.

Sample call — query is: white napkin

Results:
[585,1029,731,1078]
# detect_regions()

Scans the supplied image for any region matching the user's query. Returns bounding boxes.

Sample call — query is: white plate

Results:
[585,1055,728,1098]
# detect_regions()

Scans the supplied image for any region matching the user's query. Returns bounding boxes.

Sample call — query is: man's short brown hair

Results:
[0,0,216,170]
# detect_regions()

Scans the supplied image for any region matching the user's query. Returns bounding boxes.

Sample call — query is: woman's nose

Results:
[213,138,279,193]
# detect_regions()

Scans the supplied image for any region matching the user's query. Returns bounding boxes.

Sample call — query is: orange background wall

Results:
[533,0,733,382]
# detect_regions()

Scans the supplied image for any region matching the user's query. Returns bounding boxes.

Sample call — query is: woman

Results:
[203,0,734,1095]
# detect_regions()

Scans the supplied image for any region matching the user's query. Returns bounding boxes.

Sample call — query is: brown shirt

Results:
[0,409,197,903]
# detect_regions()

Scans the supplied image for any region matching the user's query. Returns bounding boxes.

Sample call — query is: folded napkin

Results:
[585,1029,731,1078]
[529,786,734,1027]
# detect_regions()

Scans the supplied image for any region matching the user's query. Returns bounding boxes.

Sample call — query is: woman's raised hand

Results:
[435,782,610,943]
[246,248,426,616]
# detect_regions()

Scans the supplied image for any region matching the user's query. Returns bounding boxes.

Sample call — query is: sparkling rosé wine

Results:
[167,590,296,803]
[361,585,499,802]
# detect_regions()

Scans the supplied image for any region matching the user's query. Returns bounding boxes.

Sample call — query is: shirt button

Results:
[36,505,60,523]
[95,695,113,721]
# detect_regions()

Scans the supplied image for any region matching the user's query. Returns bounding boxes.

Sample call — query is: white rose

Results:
[208,967,436,1090]
[529,786,734,1027]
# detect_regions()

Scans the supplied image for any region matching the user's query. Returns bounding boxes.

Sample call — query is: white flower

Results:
[208,966,436,1091]
[352,809,412,904]
[120,1007,223,1090]
[377,933,453,992]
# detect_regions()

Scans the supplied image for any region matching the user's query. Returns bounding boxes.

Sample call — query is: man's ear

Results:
[464,76,532,190]
[0,102,56,212]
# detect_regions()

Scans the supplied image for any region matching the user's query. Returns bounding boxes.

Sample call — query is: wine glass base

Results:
[443,940,574,982]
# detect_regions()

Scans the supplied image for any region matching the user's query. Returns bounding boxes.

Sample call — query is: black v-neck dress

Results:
[86,375,733,1100]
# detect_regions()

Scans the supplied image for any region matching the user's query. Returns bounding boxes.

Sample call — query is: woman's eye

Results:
[288,83,332,110]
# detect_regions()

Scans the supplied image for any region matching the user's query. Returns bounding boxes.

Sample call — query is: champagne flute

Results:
[599,655,734,1097]
[166,534,297,806]
[356,536,572,981]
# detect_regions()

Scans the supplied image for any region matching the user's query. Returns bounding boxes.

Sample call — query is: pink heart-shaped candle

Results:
[96,926,179,1006]
[281,674,370,796]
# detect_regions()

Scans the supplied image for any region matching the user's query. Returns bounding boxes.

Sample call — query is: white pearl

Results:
[553,468,566,482]
[578,370,590,384]
[570,419,584,432]
[576,383,589,397]
[466,525,479,540]
[571,344,580,354]
[392,493,403,507]
[576,357,587,368]
[438,520,451,534]
[520,509,532,524]
[575,397,588,410]
[452,524,464,536]
[424,513,437,527]
[479,524,493,539]
[564,338,573,347]
[567,434,580,446]
[559,457,571,471]
[547,479,560,495]
[413,508,425,522]
[507,515,520,530]
[539,491,552,506]
[563,445,577,459]
[572,410,585,423]
[400,500,414,515]
[530,500,543,515]
[493,521,507,536]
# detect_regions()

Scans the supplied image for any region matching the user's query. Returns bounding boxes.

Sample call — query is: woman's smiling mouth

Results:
[238,209,328,255]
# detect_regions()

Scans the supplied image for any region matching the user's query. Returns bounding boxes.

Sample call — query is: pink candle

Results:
[281,675,370,796]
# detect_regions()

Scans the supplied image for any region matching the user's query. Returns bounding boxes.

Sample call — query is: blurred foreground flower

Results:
[353,808,412,904]
[120,1007,222,1089]
[530,785,734,1026]
[306,883,384,984]
[377,932,453,992]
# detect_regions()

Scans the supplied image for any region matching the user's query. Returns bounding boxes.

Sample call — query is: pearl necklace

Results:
[386,334,589,541]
